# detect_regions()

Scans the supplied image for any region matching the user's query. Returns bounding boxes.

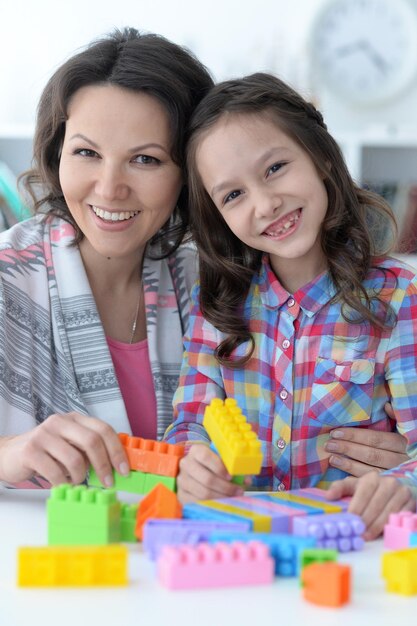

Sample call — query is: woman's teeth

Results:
[265,210,300,236]
[92,206,139,221]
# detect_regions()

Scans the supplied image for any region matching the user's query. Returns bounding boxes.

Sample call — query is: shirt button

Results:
[279,389,288,400]
[287,298,295,307]
[282,339,290,350]
[277,483,286,491]
[276,438,286,449]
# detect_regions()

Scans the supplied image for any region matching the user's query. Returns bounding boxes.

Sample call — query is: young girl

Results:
[164,73,417,539]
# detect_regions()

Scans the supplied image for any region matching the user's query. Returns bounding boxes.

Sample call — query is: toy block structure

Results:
[383,511,417,549]
[184,500,271,532]
[143,519,250,560]
[89,467,176,495]
[300,547,338,571]
[118,433,184,477]
[382,547,417,595]
[216,496,299,533]
[301,562,351,607]
[288,487,350,511]
[293,512,365,552]
[18,545,128,587]
[203,398,263,475]
[120,503,139,542]
[47,484,121,545]
[157,540,274,590]
[209,531,316,576]
[135,483,182,541]
[265,491,344,514]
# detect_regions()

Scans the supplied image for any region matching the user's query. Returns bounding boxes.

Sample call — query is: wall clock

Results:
[310,0,417,105]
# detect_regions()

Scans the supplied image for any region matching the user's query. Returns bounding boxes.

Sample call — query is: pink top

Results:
[107,337,157,439]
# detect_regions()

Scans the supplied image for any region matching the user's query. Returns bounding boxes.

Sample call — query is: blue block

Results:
[183,503,255,530]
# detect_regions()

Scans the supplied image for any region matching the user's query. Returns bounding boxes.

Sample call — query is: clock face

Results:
[311,0,417,105]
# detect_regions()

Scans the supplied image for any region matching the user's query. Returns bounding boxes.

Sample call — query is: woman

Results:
[0,27,213,488]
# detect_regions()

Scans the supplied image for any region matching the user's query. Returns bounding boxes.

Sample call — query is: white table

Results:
[0,489,415,626]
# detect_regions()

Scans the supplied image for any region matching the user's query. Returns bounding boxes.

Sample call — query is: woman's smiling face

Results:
[59,84,183,261]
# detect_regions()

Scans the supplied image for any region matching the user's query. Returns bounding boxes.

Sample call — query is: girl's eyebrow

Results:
[68,133,169,155]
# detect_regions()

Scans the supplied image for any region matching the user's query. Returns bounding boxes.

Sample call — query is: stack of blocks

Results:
[89,433,184,494]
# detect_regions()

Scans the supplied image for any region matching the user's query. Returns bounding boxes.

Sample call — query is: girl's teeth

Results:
[92,206,139,221]
[266,211,299,236]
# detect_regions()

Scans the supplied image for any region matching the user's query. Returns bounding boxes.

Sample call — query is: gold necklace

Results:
[129,282,143,344]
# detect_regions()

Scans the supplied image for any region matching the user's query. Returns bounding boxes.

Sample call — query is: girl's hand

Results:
[0,412,129,487]
[176,443,245,504]
[326,471,415,540]
[325,403,408,477]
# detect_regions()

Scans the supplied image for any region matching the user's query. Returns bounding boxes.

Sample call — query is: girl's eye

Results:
[267,162,285,176]
[134,154,160,165]
[74,148,98,157]
[224,189,242,205]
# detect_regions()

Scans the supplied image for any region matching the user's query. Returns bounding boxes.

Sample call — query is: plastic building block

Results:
[289,487,351,511]
[157,540,274,590]
[135,483,182,540]
[89,467,175,495]
[47,484,121,545]
[216,496,293,533]
[383,511,417,549]
[118,433,184,477]
[18,545,128,587]
[302,562,351,607]
[209,531,316,576]
[183,502,256,530]
[143,519,250,559]
[382,547,417,595]
[203,398,263,475]
[293,512,365,552]
[300,547,338,571]
[192,500,272,532]
[120,503,138,542]
[266,491,343,514]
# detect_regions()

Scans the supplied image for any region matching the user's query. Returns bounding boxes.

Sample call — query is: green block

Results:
[89,468,146,494]
[231,475,245,486]
[300,548,338,575]
[47,484,121,545]
[143,473,176,493]
[120,503,138,542]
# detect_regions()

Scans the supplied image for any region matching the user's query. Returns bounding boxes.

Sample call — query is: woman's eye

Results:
[74,148,97,157]
[224,190,242,204]
[134,154,160,165]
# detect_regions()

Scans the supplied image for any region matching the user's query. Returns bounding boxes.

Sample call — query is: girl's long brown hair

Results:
[186,73,397,365]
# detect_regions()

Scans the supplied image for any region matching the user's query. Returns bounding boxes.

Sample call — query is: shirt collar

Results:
[256,255,338,317]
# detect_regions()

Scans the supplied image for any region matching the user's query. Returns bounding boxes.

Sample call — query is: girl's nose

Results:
[253,188,283,218]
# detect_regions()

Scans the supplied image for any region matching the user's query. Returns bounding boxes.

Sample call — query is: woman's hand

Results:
[0,412,129,487]
[176,443,245,504]
[326,472,415,540]
[325,403,408,477]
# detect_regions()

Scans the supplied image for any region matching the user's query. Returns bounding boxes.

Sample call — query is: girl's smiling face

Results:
[59,84,183,262]
[196,112,329,291]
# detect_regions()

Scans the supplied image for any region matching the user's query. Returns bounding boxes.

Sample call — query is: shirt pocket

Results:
[308,357,375,426]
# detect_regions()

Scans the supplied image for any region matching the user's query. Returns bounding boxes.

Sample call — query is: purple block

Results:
[292,512,365,552]
[283,487,351,511]
[143,519,250,559]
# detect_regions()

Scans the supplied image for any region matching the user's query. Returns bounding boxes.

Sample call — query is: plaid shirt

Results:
[165,256,417,492]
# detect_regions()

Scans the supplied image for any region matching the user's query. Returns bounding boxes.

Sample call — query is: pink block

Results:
[384,511,417,549]
[157,540,275,590]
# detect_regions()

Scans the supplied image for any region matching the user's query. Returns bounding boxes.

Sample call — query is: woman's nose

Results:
[95,164,130,201]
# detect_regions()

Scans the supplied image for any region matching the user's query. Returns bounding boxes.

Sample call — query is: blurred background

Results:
[1,0,417,262]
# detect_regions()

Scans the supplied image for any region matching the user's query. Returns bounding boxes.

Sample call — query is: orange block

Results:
[135,484,182,540]
[119,433,184,477]
[302,562,351,607]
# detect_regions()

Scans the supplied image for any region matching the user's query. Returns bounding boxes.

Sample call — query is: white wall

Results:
[0,0,324,130]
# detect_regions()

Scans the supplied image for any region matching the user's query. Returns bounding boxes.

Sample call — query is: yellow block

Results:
[203,398,263,475]
[382,548,417,596]
[200,500,271,532]
[18,545,128,587]
[269,493,342,513]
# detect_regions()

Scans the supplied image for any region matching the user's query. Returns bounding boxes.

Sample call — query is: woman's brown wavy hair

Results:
[21,27,213,257]
[186,73,397,365]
